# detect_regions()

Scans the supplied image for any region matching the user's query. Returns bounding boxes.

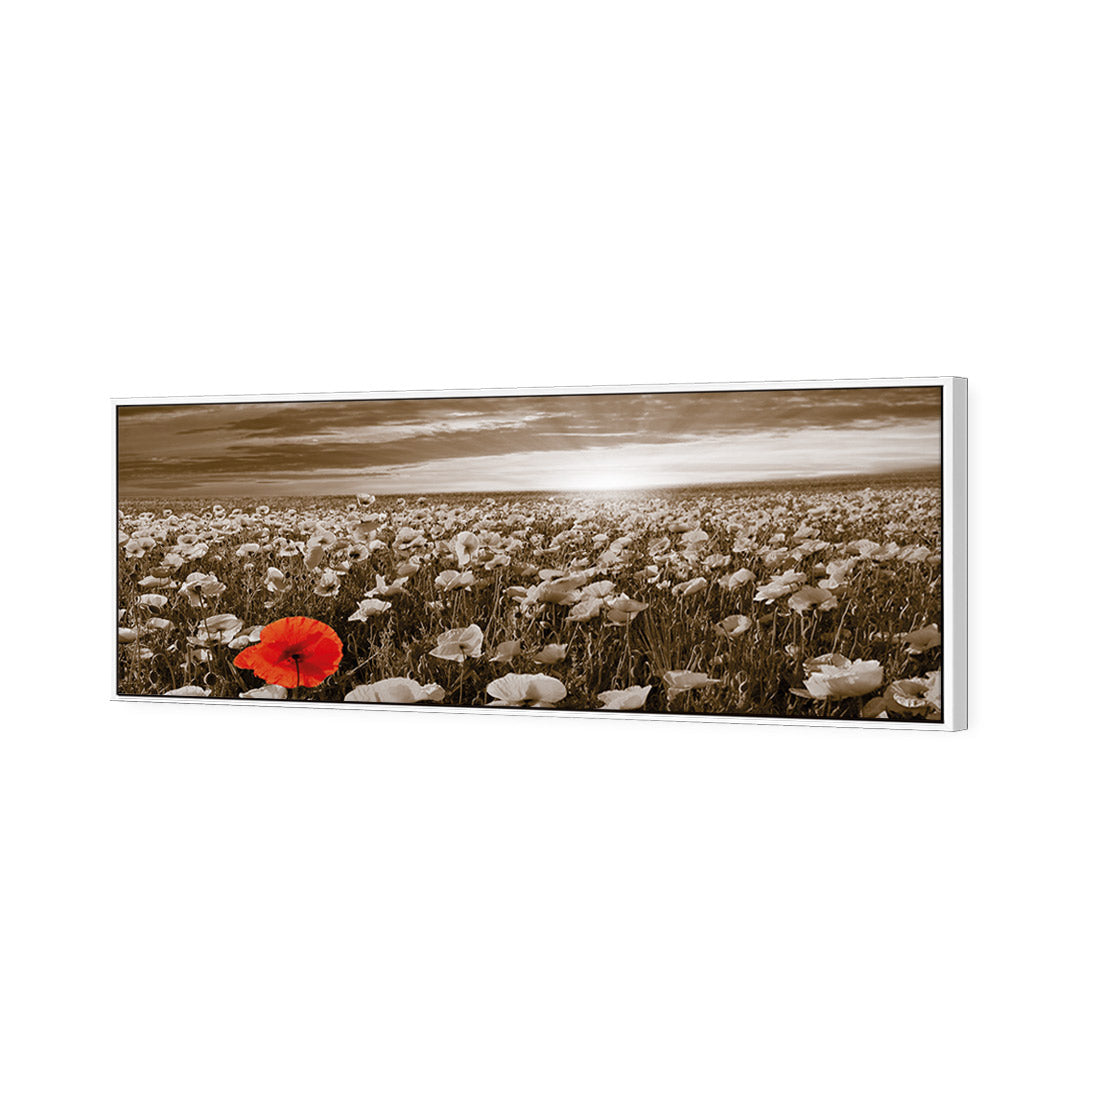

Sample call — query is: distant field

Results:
[117,478,943,721]
[119,466,942,513]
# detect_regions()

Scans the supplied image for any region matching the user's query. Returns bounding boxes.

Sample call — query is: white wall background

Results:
[3,3,1097,1098]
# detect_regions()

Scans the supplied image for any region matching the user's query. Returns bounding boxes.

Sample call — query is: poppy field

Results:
[117,477,944,721]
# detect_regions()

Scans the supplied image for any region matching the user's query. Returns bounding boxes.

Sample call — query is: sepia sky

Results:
[117,387,941,498]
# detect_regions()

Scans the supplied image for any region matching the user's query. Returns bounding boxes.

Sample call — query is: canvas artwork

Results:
[115,380,966,727]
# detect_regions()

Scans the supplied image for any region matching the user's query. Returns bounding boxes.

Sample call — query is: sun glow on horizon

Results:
[551,465,666,493]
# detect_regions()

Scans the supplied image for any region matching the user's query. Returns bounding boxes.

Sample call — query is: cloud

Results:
[117,387,942,496]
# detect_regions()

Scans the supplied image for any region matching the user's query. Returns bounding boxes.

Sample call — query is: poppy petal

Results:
[234,618,343,689]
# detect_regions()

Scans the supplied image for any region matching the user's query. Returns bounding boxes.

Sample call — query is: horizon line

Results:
[119,465,941,501]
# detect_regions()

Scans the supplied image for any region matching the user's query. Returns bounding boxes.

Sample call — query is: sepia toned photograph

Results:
[116,381,960,724]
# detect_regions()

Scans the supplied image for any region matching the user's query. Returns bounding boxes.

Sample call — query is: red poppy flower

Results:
[234,617,343,688]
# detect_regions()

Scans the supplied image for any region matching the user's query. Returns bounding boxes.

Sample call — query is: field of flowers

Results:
[117,480,944,721]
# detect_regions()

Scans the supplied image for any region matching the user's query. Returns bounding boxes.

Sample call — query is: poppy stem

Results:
[831,602,849,654]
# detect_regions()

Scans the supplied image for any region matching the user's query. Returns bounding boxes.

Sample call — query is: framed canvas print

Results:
[114,378,967,728]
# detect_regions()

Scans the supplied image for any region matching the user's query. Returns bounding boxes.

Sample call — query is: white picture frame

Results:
[114,377,967,729]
